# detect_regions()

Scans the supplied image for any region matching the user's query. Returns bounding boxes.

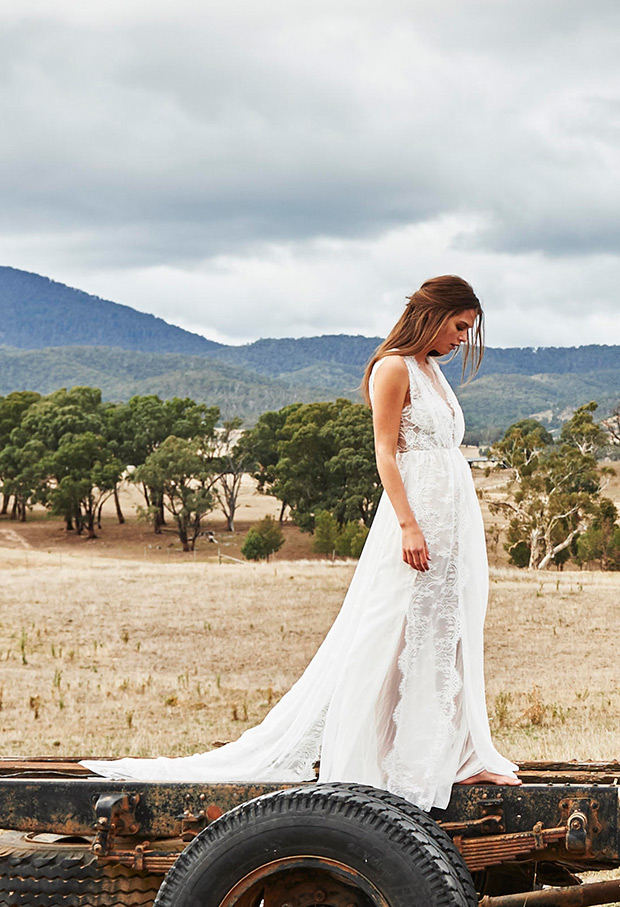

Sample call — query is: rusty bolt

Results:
[128,824,139,835]
[92,843,102,854]
[592,800,599,810]
[560,800,568,810]
[570,817,583,829]
[314,891,326,902]
[99,817,109,826]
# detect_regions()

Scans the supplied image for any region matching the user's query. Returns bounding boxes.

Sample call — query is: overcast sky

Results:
[2,0,619,346]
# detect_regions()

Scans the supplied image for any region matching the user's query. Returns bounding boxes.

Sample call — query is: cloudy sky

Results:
[2,0,619,346]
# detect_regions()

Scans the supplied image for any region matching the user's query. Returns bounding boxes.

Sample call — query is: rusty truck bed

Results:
[0,757,619,899]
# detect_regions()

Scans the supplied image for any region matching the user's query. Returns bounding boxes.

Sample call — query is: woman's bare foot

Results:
[458,770,522,786]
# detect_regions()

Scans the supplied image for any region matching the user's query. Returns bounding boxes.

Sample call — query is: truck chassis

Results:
[1,757,620,906]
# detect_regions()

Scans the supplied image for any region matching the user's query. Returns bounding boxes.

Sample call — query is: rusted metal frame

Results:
[0,760,92,777]
[516,762,620,787]
[0,778,305,837]
[1,757,619,784]
[178,791,224,840]
[435,784,619,863]
[480,877,620,906]
[0,774,619,878]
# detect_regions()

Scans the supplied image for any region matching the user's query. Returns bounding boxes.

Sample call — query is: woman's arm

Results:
[372,357,430,572]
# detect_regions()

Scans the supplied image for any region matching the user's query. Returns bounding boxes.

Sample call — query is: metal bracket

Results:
[176,792,223,841]
[565,810,588,854]
[558,797,601,855]
[92,792,140,856]
[441,789,505,837]
[441,814,505,836]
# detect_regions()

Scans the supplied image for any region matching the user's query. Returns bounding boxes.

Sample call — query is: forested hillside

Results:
[0,267,222,354]
[0,345,618,443]
[1,266,619,440]
[0,346,337,424]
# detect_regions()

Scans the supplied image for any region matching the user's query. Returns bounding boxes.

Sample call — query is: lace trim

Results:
[382,497,464,804]
[270,706,327,780]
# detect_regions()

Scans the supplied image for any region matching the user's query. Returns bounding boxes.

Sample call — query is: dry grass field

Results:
[0,460,618,762]
[0,545,618,764]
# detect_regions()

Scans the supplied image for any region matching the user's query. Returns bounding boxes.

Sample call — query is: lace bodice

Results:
[369,354,465,451]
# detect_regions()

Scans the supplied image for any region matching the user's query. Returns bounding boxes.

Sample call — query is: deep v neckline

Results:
[410,356,455,417]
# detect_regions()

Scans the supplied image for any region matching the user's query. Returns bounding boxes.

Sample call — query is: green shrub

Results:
[313,510,369,558]
[313,511,340,555]
[241,516,285,561]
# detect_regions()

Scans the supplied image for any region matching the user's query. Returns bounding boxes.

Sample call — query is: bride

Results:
[82,275,520,811]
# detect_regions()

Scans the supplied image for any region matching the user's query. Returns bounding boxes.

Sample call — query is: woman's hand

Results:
[402,524,430,571]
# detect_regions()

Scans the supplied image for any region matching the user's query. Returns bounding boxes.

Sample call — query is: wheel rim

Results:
[219,856,390,907]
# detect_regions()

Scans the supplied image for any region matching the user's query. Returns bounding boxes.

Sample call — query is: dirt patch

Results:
[0,528,32,549]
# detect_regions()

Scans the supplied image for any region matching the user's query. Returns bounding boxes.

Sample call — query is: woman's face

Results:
[431,308,478,356]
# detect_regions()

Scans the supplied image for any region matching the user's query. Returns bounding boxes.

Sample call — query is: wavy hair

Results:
[361,275,485,405]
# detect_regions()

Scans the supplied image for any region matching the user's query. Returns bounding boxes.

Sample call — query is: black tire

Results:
[153,784,475,907]
[0,829,164,906]
[332,783,477,904]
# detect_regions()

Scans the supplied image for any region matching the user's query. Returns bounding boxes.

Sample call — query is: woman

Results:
[82,275,520,811]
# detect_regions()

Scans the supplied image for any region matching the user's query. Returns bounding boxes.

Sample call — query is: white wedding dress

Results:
[82,355,518,811]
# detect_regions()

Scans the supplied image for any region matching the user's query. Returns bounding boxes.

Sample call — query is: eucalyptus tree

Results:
[109,395,219,532]
[6,387,107,528]
[46,430,122,537]
[241,404,302,521]
[210,419,256,532]
[0,391,41,515]
[489,407,614,569]
[134,435,220,551]
[253,399,380,533]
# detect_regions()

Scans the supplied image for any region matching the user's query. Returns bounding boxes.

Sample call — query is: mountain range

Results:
[1,266,618,443]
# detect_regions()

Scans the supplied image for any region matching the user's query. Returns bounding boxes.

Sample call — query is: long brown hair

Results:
[361,275,485,405]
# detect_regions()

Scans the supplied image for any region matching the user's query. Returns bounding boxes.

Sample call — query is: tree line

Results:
[0,388,379,557]
[0,386,618,568]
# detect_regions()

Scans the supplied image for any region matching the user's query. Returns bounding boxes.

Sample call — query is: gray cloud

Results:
[1,0,619,344]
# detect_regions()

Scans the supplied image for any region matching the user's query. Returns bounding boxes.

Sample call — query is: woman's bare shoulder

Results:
[372,355,409,401]
[373,354,408,380]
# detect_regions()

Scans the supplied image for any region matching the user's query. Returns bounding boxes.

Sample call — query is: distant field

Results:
[1,458,617,568]
[0,544,618,765]
[0,475,317,563]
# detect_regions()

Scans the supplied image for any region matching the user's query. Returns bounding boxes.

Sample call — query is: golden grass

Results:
[0,545,618,766]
